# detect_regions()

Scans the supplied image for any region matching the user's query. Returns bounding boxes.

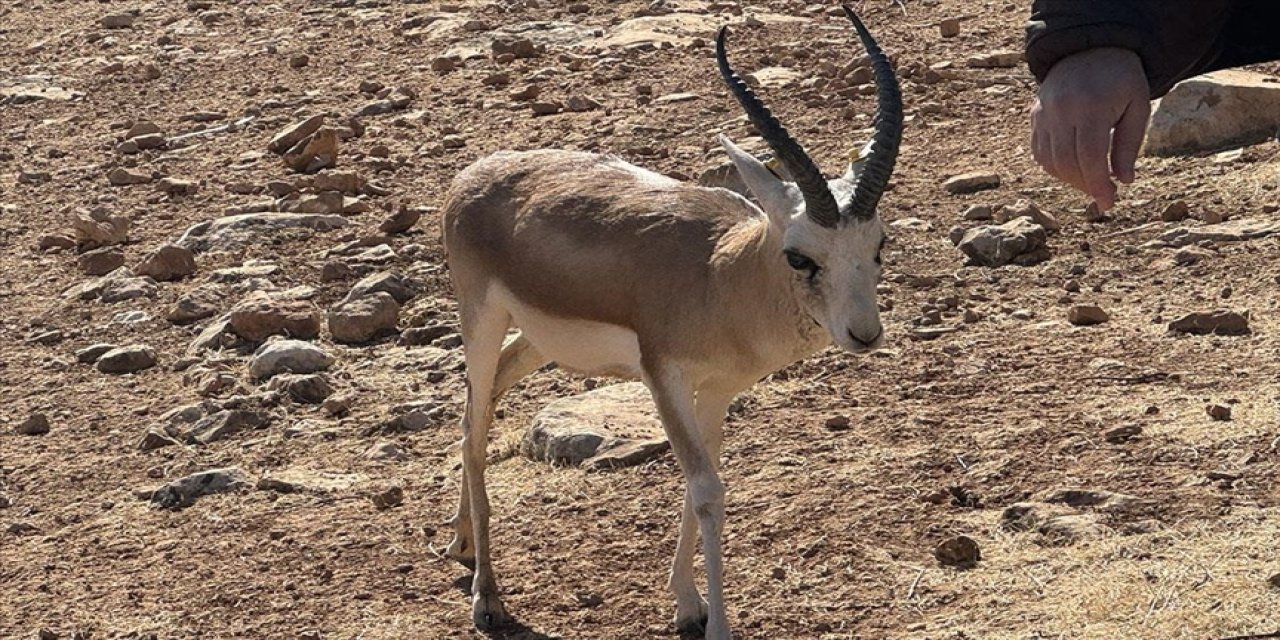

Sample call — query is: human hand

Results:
[1030,47,1150,211]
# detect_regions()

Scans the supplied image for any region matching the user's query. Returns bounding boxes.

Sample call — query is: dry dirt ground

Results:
[2,0,1279,638]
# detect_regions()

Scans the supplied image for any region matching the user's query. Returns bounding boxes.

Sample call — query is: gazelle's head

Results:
[716,6,902,354]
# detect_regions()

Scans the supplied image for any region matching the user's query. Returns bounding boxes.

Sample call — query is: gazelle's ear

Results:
[719,134,798,229]
[842,139,874,183]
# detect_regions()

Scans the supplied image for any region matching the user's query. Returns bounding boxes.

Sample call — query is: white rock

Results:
[1146,70,1280,156]
[248,339,333,379]
[522,383,669,469]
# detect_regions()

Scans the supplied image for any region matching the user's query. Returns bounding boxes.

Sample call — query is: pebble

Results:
[933,535,981,568]
[379,206,421,234]
[249,340,334,379]
[1067,305,1109,326]
[939,17,961,38]
[135,244,196,281]
[1206,403,1232,421]
[101,12,135,28]
[17,413,50,436]
[76,343,117,364]
[78,247,126,276]
[371,485,404,510]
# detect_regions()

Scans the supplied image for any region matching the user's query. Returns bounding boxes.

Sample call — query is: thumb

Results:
[1110,98,1151,184]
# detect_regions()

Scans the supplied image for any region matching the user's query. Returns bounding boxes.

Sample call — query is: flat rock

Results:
[995,200,1059,232]
[967,50,1022,68]
[229,295,323,342]
[1168,309,1251,336]
[365,441,410,461]
[135,244,196,281]
[283,127,338,173]
[745,66,803,89]
[185,410,266,444]
[1146,70,1280,156]
[957,218,1050,267]
[522,383,669,469]
[328,292,400,343]
[107,167,152,186]
[1147,218,1280,248]
[176,213,351,252]
[143,467,247,510]
[379,207,422,234]
[269,115,325,154]
[96,345,157,374]
[944,172,1001,194]
[76,343,117,364]
[249,340,333,379]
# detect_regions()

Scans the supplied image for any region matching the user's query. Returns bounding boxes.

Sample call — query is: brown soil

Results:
[2,1,1278,639]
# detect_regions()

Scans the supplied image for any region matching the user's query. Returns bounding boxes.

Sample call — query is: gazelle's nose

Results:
[848,326,883,350]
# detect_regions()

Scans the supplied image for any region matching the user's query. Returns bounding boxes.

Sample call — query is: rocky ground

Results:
[3,1,1280,639]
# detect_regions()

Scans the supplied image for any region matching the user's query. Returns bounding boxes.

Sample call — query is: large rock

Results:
[522,383,669,470]
[1146,70,1280,156]
[249,340,333,379]
[328,292,400,343]
[957,218,1050,267]
[134,244,196,281]
[229,295,322,341]
[77,247,126,276]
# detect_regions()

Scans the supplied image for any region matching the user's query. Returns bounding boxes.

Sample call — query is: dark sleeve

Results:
[1026,0,1236,98]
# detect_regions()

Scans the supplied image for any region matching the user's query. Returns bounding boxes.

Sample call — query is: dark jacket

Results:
[1027,1,1280,97]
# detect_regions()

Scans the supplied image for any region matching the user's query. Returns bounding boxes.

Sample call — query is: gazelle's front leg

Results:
[669,386,735,634]
[645,364,732,640]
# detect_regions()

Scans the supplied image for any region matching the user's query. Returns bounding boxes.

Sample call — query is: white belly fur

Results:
[489,283,644,379]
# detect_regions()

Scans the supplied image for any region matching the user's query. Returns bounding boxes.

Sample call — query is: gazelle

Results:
[440,6,902,638]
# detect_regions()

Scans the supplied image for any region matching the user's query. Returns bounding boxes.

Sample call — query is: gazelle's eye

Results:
[784,250,819,280]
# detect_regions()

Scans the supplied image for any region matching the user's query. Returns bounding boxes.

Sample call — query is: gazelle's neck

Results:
[709,217,831,382]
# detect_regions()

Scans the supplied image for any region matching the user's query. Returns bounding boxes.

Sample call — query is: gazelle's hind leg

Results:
[447,332,547,569]
[451,299,514,629]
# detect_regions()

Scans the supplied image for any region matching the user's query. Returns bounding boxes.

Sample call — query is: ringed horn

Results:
[715,4,904,226]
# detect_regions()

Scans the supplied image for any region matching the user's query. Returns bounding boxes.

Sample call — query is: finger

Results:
[1050,124,1085,193]
[1030,102,1055,176]
[1111,98,1151,184]
[1076,125,1116,210]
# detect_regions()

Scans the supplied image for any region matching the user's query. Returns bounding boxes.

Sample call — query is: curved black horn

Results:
[840,5,903,220]
[716,26,839,229]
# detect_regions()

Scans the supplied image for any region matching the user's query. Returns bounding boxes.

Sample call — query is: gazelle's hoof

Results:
[472,592,512,630]
[444,535,476,570]
[675,613,708,636]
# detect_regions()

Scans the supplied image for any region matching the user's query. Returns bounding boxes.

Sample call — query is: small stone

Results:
[379,207,421,234]
[73,208,130,249]
[441,134,466,149]
[249,340,333,379]
[289,54,310,68]
[328,292,400,343]
[1161,201,1190,222]
[962,204,992,221]
[186,410,266,445]
[130,133,167,151]
[138,428,180,451]
[135,244,196,281]
[566,95,601,112]
[168,285,223,324]
[101,12,135,28]
[943,172,1001,194]
[78,247,126,276]
[824,415,851,431]
[370,485,404,510]
[510,84,541,101]
[938,17,961,38]
[39,234,77,251]
[365,441,410,461]
[17,413,50,435]
[1269,573,1280,590]
[1104,424,1143,443]
[524,383,668,469]
[345,271,415,304]
[157,177,198,196]
[1206,403,1232,421]
[107,167,152,186]
[96,345,157,374]
[996,200,1059,232]
[1168,310,1250,336]
[933,535,981,568]
[431,56,458,73]
[1083,202,1108,222]
[283,128,338,173]
[966,50,1022,68]
[957,218,1050,267]
[268,373,334,404]
[531,101,564,116]
[1067,305,1109,326]
[322,394,353,417]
